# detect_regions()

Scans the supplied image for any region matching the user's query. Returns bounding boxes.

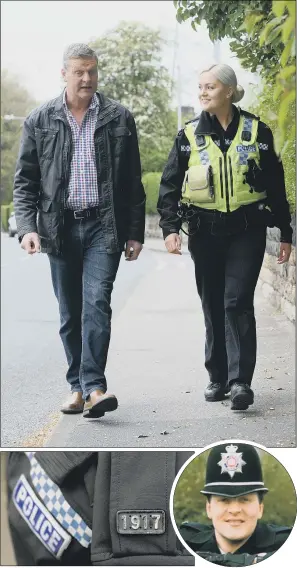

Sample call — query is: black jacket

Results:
[13,91,146,255]
[180,521,291,564]
[6,451,195,566]
[157,106,292,243]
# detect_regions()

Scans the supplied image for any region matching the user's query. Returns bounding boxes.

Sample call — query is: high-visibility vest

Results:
[181,113,267,212]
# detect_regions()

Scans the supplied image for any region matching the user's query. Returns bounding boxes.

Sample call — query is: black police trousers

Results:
[188,207,267,387]
[6,451,195,566]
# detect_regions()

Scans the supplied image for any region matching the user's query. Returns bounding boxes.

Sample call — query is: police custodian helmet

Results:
[200,443,269,498]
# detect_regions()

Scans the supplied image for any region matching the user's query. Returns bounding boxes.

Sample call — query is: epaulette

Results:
[179,522,213,544]
[185,114,200,125]
[239,107,260,121]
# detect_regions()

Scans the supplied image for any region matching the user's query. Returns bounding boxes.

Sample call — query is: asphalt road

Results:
[1,232,154,447]
[1,233,295,448]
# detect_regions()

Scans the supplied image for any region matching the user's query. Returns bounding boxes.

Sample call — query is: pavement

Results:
[1,233,295,448]
[46,237,295,449]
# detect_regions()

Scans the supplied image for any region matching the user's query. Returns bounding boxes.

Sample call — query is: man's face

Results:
[206,494,264,547]
[62,57,98,101]
[198,71,232,113]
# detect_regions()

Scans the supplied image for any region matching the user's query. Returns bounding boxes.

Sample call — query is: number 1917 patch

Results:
[117,510,165,534]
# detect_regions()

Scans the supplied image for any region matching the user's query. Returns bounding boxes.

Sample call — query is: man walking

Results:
[13,43,146,418]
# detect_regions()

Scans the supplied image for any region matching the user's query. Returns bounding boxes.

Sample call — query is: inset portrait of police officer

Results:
[172,442,296,566]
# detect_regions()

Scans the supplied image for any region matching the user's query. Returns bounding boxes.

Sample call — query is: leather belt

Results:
[64,207,100,220]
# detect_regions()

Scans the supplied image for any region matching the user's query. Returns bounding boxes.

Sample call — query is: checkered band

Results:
[199,149,210,165]
[239,118,254,164]
[239,151,250,165]
[258,142,268,151]
[243,117,253,132]
[25,452,92,548]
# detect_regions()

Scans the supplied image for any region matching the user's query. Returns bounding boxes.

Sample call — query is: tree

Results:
[173,1,280,80]
[249,84,295,212]
[1,71,37,204]
[89,21,178,174]
[173,1,296,156]
[245,1,295,153]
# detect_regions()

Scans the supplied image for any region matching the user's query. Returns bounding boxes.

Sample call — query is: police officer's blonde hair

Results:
[201,64,245,103]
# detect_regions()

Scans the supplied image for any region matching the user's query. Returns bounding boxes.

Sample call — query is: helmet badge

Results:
[217,445,247,479]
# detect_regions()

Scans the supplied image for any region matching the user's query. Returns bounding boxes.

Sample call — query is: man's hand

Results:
[125,240,143,261]
[277,242,291,264]
[21,232,41,255]
[164,233,182,255]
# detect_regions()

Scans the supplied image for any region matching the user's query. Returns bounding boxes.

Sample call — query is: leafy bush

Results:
[142,172,162,214]
[248,85,296,213]
[1,205,10,231]
[1,202,14,231]
[173,449,296,528]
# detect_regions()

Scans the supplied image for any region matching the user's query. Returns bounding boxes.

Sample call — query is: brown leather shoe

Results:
[61,392,84,414]
[83,389,118,418]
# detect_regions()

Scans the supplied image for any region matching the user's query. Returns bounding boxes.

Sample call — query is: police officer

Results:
[6,451,195,565]
[157,64,293,411]
[179,443,292,565]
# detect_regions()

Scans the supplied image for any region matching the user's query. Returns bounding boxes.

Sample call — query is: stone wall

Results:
[145,214,296,323]
[257,215,296,323]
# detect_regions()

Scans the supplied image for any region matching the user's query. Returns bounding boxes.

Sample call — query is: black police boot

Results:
[230,382,254,410]
[204,382,227,402]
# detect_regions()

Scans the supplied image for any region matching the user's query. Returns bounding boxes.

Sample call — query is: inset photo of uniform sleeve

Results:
[171,441,296,566]
[1,451,195,566]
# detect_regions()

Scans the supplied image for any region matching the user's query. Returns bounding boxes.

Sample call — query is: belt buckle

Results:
[73,210,84,219]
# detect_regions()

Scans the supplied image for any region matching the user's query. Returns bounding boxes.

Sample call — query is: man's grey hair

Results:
[63,43,98,69]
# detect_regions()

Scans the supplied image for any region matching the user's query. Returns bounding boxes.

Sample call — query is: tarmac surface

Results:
[1,234,295,449]
[47,238,295,448]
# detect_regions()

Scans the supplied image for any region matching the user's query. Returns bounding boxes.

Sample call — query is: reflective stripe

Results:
[25,452,92,548]
[199,149,210,165]
[239,117,254,165]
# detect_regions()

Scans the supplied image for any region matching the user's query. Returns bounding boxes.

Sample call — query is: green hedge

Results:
[142,172,162,215]
[249,87,296,213]
[173,449,296,528]
[1,204,10,231]
[1,202,14,231]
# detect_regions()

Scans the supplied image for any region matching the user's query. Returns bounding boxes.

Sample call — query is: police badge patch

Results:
[12,475,72,559]
[217,445,246,479]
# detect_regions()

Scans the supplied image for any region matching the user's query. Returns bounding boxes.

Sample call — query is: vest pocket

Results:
[183,165,215,203]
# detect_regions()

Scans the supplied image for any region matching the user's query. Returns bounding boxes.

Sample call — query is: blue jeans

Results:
[48,216,121,399]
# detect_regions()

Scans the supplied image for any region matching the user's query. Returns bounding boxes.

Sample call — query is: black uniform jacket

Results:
[6,451,195,566]
[157,105,292,243]
[180,520,291,556]
[13,91,146,255]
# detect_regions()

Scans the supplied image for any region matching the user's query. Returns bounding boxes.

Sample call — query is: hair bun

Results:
[233,85,245,103]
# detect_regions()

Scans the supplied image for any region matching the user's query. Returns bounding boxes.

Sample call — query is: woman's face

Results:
[198,71,233,113]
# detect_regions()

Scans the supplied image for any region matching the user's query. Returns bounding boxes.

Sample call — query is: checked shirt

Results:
[63,90,99,210]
